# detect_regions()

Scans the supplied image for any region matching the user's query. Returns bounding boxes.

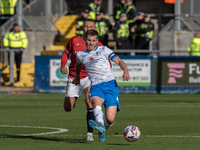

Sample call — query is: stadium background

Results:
[1,0,200,93]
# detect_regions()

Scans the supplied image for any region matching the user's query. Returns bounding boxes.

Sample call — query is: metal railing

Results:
[0,48,20,86]
[113,49,191,56]
[51,49,191,56]
[0,0,69,35]
[0,48,196,86]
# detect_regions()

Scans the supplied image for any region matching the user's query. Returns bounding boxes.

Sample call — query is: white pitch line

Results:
[146,135,200,138]
[123,104,200,108]
[0,125,68,137]
[1,126,199,139]
[1,103,200,108]
[44,134,200,138]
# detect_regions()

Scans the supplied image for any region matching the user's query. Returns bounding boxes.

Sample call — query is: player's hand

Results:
[72,77,80,85]
[123,71,130,81]
[60,66,68,74]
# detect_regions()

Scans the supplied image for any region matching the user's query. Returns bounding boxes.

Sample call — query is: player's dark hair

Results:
[84,19,95,26]
[85,29,99,39]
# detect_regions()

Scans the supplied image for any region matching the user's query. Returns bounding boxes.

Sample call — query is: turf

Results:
[0,93,200,150]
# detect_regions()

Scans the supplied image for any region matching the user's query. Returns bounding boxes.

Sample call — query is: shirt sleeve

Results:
[60,38,73,67]
[104,46,118,61]
[65,38,73,54]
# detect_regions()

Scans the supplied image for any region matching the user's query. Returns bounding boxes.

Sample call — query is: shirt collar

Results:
[86,46,98,53]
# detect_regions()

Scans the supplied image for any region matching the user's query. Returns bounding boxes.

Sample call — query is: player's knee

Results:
[63,104,74,112]
[107,118,115,125]
[64,107,72,112]
[63,98,76,112]
[85,101,93,108]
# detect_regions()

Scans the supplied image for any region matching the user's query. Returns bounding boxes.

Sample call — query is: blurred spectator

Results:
[3,23,28,82]
[135,14,154,55]
[125,0,137,24]
[95,11,112,46]
[113,0,127,22]
[86,0,104,20]
[129,11,145,49]
[76,8,89,35]
[0,0,18,26]
[113,13,130,51]
[188,33,200,56]
[23,0,32,9]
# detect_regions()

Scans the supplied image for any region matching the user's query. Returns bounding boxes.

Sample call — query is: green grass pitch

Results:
[0,93,200,150]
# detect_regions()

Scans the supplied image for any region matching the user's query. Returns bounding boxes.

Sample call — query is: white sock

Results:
[104,118,114,129]
[93,106,104,125]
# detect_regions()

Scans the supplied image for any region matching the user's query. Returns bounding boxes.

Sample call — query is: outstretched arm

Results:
[72,62,82,85]
[112,56,130,81]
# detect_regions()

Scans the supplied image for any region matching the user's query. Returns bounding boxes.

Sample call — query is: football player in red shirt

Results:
[60,19,103,141]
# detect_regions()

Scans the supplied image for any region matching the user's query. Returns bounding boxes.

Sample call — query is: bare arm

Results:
[112,56,130,81]
[72,62,82,85]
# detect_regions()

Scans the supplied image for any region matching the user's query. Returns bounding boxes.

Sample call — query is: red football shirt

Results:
[61,35,103,79]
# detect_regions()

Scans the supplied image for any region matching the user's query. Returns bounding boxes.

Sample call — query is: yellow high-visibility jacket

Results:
[0,0,17,15]
[3,30,28,49]
[188,37,200,56]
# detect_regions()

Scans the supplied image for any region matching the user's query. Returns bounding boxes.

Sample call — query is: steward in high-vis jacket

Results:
[135,14,154,55]
[76,9,89,35]
[95,11,112,46]
[188,33,200,56]
[86,0,104,20]
[113,13,130,50]
[125,0,137,24]
[3,23,28,82]
[0,0,17,25]
[129,11,145,49]
[113,0,127,21]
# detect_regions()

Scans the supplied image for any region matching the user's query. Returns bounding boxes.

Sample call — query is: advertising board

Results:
[154,60,200,86]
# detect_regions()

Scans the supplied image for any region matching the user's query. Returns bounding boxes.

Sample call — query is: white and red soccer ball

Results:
[124,125,141,142]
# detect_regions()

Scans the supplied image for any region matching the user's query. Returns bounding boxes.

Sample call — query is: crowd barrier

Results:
[34,55,200,94]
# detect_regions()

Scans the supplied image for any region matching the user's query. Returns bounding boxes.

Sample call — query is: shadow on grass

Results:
[0,134,86,143]
[106,143,130,146]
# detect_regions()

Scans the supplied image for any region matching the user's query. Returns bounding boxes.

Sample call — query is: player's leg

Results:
[88,84,107,142]
[104,106,117,129]
[89,96,106,142]
[83,86,95,141]
[63,97,77,111]
[90,96,104,125]
[103,80,120,129]
[63,77,80,111]
[81,77,95,141]
[89,83,105,126]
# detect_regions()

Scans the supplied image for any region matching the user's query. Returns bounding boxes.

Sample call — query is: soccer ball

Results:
[123,125,141,142]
